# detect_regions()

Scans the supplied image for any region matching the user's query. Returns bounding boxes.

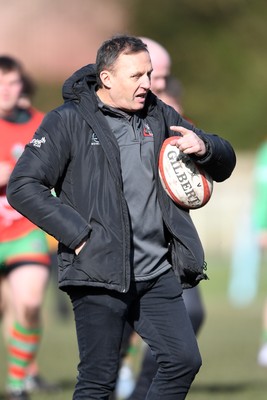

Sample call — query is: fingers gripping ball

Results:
[159,137,213,209]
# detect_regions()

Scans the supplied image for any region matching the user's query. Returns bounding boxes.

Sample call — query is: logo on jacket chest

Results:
[91,132,100,145]
[143,123,154,137]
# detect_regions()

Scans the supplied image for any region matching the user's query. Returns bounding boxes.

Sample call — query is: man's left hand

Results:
[169,126,206,157]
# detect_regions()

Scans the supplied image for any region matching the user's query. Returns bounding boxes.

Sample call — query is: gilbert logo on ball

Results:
[159,137,213,209]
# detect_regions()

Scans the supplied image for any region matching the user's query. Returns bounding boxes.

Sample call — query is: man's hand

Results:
[0,161,13,187]
[75,240,87,255]
[169,126,206,157]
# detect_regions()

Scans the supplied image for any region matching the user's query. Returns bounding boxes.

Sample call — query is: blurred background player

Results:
[228,136,267,365]
[114,38,206,400]
[251,139,267,366]
[0,56,56,400]
[158,75,205,333]
[139,37,171,97]
[159,76,183,115]
[140,37,206,336]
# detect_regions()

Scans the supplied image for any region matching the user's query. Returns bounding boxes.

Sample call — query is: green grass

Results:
[188,258,267,400]
[1,256,267,399]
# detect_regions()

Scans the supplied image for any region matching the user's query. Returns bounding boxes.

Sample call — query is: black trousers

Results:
[68,269,202,400]
[126,286,205,400]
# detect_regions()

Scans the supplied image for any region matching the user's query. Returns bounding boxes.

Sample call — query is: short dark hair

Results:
[96,34,148,87]
[0,55,36,99]
[0,55,23,75]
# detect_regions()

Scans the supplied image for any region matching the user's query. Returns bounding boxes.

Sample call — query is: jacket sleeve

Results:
[6,110,91,249]
[163,103,236,182]
[190,130,236,183]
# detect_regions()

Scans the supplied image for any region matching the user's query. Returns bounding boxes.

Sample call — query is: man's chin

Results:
[120,104,145,113]
[133,100,146,110]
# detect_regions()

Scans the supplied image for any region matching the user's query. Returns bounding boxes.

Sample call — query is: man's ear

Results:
[99,70,112,89]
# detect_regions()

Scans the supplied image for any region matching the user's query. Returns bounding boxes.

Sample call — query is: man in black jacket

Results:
[7,35,236,400]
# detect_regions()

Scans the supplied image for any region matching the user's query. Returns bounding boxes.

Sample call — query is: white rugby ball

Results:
[159,137,213,209]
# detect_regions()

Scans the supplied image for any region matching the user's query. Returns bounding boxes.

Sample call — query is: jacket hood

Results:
[62,63,97,102]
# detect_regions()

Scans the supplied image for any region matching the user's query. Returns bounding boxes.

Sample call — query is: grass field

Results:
[1,255,267,400]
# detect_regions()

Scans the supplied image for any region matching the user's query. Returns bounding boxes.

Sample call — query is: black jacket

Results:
[7,64,236,291]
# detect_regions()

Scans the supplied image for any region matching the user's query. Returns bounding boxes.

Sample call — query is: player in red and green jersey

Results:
[0,56,51,400]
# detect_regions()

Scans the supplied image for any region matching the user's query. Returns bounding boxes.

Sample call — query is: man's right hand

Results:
[75,240,87,255]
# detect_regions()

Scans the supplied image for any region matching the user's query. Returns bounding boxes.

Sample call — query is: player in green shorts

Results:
[0,56,55,400]
[0,230,49,271]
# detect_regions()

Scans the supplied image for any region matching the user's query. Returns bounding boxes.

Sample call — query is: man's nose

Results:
[141,76,151,89]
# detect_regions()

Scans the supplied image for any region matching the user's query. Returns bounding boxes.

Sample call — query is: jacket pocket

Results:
[170,238,208,289]
[58,242,75,270]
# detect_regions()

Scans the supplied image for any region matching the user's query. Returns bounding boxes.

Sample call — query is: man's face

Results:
[99,51,152,112]
[150,58,170,96]
[0,70,23,116]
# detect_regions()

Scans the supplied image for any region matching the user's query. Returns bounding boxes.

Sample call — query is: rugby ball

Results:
[159,137,213,209]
